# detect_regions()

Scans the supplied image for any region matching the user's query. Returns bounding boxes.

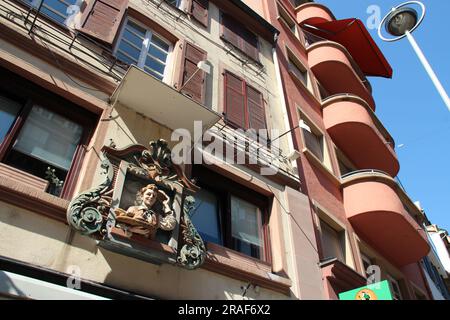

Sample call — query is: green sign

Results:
[339,280,393,300]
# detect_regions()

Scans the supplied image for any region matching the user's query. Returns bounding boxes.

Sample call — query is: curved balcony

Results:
[295,3,335,25]
[323,95,399,177]
[342,171,430,267]
[307,41,375,110]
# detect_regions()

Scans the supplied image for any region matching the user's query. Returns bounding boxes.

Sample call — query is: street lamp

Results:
[378,1,450,112]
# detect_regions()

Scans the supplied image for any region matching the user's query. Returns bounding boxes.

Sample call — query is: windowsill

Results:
[0,165,68,223]
[302,148,341,187]
[202,242,292,295]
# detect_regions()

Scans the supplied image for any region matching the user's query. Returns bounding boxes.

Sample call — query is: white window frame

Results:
[114,17,174,83]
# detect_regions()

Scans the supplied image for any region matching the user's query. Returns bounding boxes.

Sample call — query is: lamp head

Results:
[385,7,418,36]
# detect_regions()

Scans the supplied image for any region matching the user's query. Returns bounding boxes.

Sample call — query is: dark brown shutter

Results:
[191,0,209,27]
[221,13,259,61]
[180,42,207,104]
[241,29,259,61]
[224,71,246,129]
[221,14,240,49]
[246,85,266,131]
[79,0,128,45]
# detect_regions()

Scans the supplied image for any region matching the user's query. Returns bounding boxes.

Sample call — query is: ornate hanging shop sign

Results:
[67,139,205,269]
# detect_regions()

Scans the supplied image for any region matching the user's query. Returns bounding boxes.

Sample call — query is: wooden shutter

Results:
[222,13,259,61]
[180,42,207,104]
[79,0,128,45]
[224,71,246,129]
[191,0,209,27]
[221,14,240,49]
[246,85,266,131]
[241,29,259,62]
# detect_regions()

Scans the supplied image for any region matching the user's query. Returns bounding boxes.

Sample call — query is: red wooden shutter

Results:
[224,71,246,129]
[79,0,128,45]
[180,42,207,104]
[191,0,209,27]
[246,85,267,131]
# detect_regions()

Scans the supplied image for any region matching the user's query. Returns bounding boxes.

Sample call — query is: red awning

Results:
[302,18,393,78]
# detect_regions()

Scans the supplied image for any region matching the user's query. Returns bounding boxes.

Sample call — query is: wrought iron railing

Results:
[208,121,299,181]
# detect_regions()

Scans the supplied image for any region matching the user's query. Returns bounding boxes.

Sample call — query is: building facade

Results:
[242,0,433,300]
[0,0,434,300]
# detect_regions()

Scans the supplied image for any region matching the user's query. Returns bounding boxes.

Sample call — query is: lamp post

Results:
[378,1,450,112]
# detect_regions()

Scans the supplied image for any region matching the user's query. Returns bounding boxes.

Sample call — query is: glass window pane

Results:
[191,189,222,245]
[116,51,138,66]
[122,28,145,49]
[12,105,83,171]
[231,196,263,258]
[320,219,345,262]
[0,95,21,145]
[117,40,142,62]
[26,0,77,25]
[148,44,168,63]
[303,128,324,161]
[145,56,166,75]
[126,20,147,38]
[151,35,170,52]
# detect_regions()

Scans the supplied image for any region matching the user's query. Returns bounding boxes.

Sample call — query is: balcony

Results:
[322,95,399,177]
[342,171,430,267]
[294,3,335,25]
[111,66,221,138]
[307,41,375,110]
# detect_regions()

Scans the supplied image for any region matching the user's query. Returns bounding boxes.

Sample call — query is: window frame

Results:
[192,166,272,263]
[114,17,174,83]
[0,71,96,200]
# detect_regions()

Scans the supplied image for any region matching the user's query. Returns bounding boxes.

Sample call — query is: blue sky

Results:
[318,0,450,230]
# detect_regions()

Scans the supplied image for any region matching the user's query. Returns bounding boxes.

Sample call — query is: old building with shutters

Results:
[0,0,322,300]
[0,0,435,301]
[242,0,434,300]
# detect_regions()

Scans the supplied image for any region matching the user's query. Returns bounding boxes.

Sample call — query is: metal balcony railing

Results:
[208,122,299,181]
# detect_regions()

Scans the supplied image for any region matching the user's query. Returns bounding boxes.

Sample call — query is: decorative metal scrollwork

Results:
[67,158,113,235]
[177,196,206,270]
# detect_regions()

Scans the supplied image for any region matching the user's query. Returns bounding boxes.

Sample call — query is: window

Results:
[191,188,222,245]
[299,118,323,162]
[319,218,345,262]
[192,166,270,261]
[335,147,356,177]
[25,0,78,25]
[221,13,259,62]
[115,19,172,81]
[277,4,297,36]
[0,72,94,199]
[224,71,267,131]
[287,49,314,94]
[387,275,404,300]
[361,253,373,278]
